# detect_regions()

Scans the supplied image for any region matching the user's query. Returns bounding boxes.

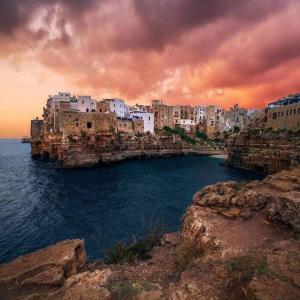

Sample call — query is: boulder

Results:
[0,239,86,299]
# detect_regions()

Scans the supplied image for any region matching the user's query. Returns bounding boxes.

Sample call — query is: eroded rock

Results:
[0,239,86,299]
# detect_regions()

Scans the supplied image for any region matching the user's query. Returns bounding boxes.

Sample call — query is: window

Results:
[82,101,84,104]
[87,122,92,128]
[86,108,89,112]
[76,122,78,127]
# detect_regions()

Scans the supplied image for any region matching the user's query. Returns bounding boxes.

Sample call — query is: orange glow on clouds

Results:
[0,0,300,137]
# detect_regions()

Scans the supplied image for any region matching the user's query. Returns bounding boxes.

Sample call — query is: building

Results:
[194,106,207,126]
[266,94,300,130]
[151,99,163,107]
[206,106,225,138]
[59,111,117,136]
[152,102,174,130]
[71,95,97,112]
[175,119,196,132]
[117,118,144,135]
[96,101,110,113]
[245,109,266,129]
[129,110,154,134]
[224,104,247,131]
[31,118,43,141]
[104,98,129,118]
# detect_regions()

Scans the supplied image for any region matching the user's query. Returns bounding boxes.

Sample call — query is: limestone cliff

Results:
[227,130,300,173]
[1,168,300,299]
[31,133,225,168]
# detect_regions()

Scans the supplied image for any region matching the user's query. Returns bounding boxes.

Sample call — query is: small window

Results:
[76,122,78,127]
[86,108,89,112]
[87,122,92,128]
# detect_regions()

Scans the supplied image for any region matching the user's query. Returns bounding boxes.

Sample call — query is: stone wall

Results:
[59,111,117,135]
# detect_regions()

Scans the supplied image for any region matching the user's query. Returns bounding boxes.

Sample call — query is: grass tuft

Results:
[104,221,164,264]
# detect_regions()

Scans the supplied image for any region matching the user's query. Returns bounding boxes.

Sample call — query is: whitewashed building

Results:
[194,106,207,125]
[175,119,196,132]
[104,98,129,118]
[47,92,73,108]
[70,95,97,112]
[129,110,154,134]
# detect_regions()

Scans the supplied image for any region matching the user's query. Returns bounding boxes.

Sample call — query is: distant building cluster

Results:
[31,91,300,142]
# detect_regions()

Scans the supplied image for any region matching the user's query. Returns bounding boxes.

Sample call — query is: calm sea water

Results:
[0,139,263,263]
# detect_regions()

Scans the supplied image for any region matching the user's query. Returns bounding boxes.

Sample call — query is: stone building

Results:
[153,103,174,130]
[59,111,117,136]
[206,106,225,138]
[224,104,247,131]
[97,101,110,113]
[31,118,44,141]
[117,119,144,135]
[266,94,300,130]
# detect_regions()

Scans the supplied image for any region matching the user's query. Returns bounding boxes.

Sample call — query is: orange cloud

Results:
[0,0,299,137]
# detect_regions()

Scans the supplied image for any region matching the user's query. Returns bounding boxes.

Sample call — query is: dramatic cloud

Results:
[1,0,300,136]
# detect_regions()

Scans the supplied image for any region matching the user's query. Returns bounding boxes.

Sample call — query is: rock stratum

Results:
[227,130,300,173]
[31,133,225,168]
[1,168,300,299]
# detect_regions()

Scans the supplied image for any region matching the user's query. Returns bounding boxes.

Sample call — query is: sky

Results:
[0,0,300,138]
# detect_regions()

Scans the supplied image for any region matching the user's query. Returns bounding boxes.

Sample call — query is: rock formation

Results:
[31,133,225,168]
[1,168,300,299]
[227,130,300,173]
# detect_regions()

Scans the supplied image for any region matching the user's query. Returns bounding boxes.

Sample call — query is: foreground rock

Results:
[1,168,300,299]
[0,240,87,299]
[182,168,300,257]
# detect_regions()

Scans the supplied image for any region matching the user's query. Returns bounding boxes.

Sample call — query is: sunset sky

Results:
[0,0,300,138]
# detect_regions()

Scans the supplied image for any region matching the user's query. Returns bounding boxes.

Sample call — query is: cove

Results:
[0,139,264,263]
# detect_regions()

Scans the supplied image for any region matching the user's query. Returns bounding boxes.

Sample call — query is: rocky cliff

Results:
[227,130,300,173]
[31,133,225,168]
[1,168,300,299]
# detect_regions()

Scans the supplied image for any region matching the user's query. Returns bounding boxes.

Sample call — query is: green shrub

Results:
[196,131,208,139]
[163,126,196,144]
[104,222,164,264]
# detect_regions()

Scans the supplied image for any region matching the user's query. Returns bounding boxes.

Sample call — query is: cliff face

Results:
[227,131,300,173]
[32,133,226,168]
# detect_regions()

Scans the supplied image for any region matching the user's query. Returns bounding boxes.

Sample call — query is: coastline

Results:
[1,167,299,299]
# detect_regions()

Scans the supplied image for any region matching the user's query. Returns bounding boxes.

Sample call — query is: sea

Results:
[0,139,264,263]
